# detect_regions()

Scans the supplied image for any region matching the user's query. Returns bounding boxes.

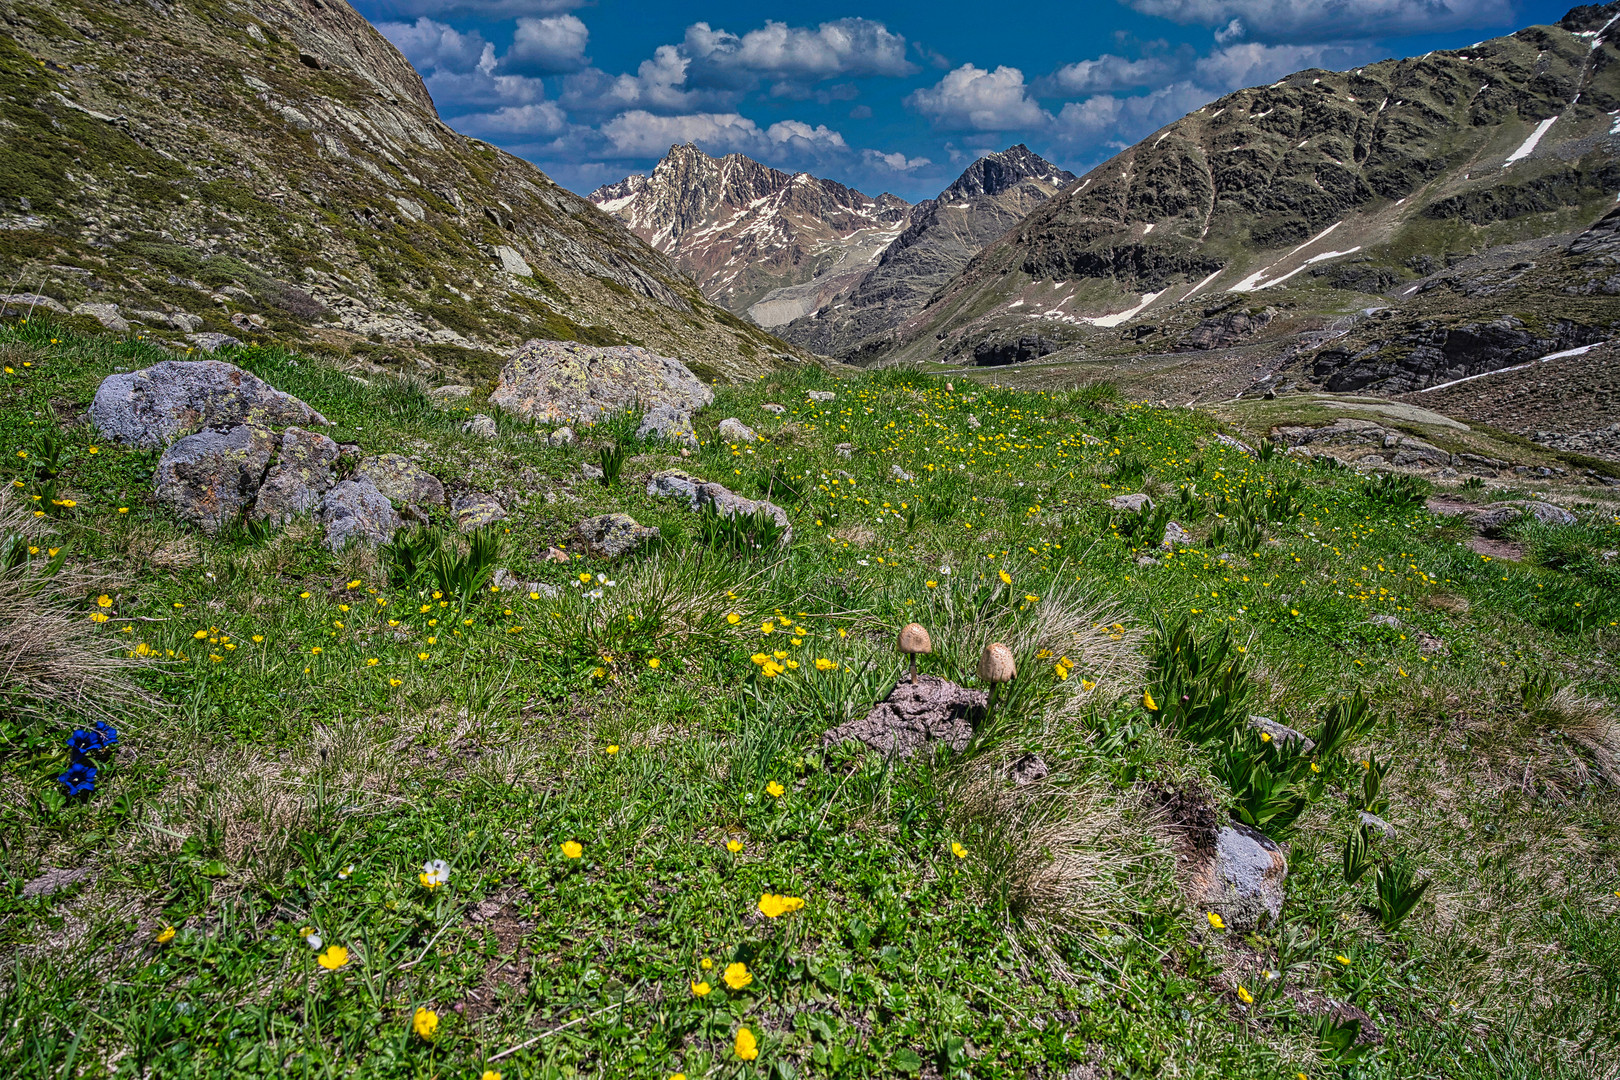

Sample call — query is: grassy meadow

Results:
[0,316,1617,1079]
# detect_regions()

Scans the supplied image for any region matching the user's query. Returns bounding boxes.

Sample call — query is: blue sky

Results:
[353,0,1574,202]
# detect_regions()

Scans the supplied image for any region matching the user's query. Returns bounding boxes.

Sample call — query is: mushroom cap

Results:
[898,622,932,654]
[977,642,1017,683]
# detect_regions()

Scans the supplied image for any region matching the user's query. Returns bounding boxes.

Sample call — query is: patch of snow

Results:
[1185,267,1225,298]
[1143,223,1156,234]
[1287,220,1343,257]
[1256,264,1308,290]
[1305,246,1361,265]
[1504,115,1559,166]
[595,195,634,213]
[1418,342,1604,393]
[1079,290,1164,327]
[1008,299,1025,308]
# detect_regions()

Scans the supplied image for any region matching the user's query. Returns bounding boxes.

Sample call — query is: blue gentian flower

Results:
[58,761,97,796]
[68,728,102,754]
[93,720,119,748]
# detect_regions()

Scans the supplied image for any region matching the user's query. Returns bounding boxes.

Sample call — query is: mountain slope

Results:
[769,145,1076,360]
[875,4,1620,391]
[0,0,793,382]
[589,145,910,320]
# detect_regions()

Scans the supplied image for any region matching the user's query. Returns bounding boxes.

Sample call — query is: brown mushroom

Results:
[977,642,1017,727]
[898,622,932,684]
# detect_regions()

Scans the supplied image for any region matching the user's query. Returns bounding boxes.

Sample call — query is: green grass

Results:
[0,316,1617,1079]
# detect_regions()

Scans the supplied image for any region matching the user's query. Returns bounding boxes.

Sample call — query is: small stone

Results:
[493,568,558,597]
[582,463,604,480]
[185,332,242,353]
[21,866,95,899]
[574,513,658,558]
[1161,521,1194,549]
[320,478,399,551]
[452,493,506,531]
[966,414,981,430]
[544,546,570,563]
[807,390,835,402]
[718,417,758,443]
[1107,493,1153,512]
[835,443,854,458]
[1367,614,1402,628]
[1135,554,1158,567]
[1359,811,1396,839]
[1189,823,1287,930]
[1214,432,1255,455]
[427,385,473,405]
[1248,716,1316,754]
[761,403,785,414]
[1008,752,1049,786]
[890,464,915,481]
[463,413,498,438]
[547,426,575,447]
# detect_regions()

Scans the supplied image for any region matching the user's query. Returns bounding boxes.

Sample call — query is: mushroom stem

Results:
[910,655,918,684]
[985,684,999,729]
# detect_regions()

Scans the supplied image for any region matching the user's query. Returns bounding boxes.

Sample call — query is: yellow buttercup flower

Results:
[727,612,741,624]
[757,893,805,918]
[561,841,583,859]
[691,980,711,997]
[317,944,349,970]
[726,839,744,853]
[1143,691,1158,711]
[1236,986,1254,1005]
[723,962,752,990]
[951,842,968,859]
[766,781,785,798]
[156,925,176,944]
[411,1007,438,1040]
[734,1026,758,1061]
[1206,911,1225,931]
[760,621,774,635]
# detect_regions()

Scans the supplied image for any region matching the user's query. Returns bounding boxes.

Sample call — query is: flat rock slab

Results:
[91,359,328,448]
[22,866,94,899]
[453,494,507,531]
[355,454,444,507]
[489,339,713,423]
[821,675,986,758]
[574,513,658,558]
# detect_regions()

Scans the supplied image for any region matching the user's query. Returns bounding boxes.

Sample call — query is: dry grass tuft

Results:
[0,494,157,724]
[947,759,1163,937]
[1544,686,1620,786]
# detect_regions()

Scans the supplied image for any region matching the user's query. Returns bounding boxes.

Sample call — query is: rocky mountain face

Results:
[0,0,793,383]
[589,144,910,321]
[873,3,1620,402]
[770,145,1076,361]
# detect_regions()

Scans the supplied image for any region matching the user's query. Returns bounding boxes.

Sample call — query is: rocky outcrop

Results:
[718,417,757,443]
[1177,307,1276,351]
[821,675,987,757]
[1311,317,1608,394]
[453,494,506,531]
[91,360,329,448]
[155,424,277,534]
[646,469,792,544]
[253,426,341,525]
[573,513,658,558]
[973,334,1058,367]
[489,340,713,423]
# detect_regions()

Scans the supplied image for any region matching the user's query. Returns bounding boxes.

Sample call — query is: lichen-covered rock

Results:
[155,424,276,534]
[547,426,576,447]
[489,339,713,423]
[254,426,341,525]
[91,360,328,448]
[821,675,986,757]
[761,403,785,415]
[185,332,242,353]
[718,417,757,443]
[462,413,497,438]
[574,513,658,558]
[355,453,444,507]
[428,385,473,405]
[453,493,506,531]
[73,302,128,333]
[636,404,698,448]
[1188,823,1288,930]
[320,478,399,552]
[646,469,791,544]
[807,390,835,402]
[1248,716,1316,754]
[1161,521,1194,549]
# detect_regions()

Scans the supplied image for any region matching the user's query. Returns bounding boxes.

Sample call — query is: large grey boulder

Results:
[319,479,398,552]
[1468,500,1577,534]
[155,424,276,534]
[253,426,341,525]
[646,469,791,544]
[1188,823,1287,930]
[91,360,328,448]
[354,454,444,507]
[821,675,986,757]
[489,339,713,423]
[636,404,697,448]
[574,513,658,558]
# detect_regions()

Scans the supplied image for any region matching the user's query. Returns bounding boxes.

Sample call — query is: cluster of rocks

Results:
[1273,417,1453,469]
[1535,422,1620,464]
[647,469,792,544]
[91,360,441,550]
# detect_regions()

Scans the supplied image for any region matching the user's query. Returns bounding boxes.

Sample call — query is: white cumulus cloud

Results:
[1050,53,1179,94]
[505,14,590,74]
[378,17,490,73]
[682,18,916,82]
[906,64,1050,132]
[862,148,933,172]
[1124,0,1513,42]
[456,101,569,136]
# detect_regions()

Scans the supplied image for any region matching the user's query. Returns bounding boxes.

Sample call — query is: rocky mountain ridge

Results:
[0,0,793,383]
[868,3,1620,409]
[589,144,911,321]
[770,145,1076,360]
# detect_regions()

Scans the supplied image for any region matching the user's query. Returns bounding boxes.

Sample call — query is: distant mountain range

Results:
[589,144,1074,359]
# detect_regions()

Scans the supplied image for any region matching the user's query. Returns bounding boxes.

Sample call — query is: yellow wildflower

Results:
[561,841,583,859]
[734,1027,758,1061]
[723,962,752,990]
[766,781,785,797]
[411,1007,438,1040]
[317,945,349,970]
[691,980,711,997]
[1207,911,1225,931]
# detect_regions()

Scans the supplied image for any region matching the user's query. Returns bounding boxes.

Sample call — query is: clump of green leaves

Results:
[598,442,627,487]
[696,503,786,557]
[1374,860,1432,931]
[1363,472,1430,510]
[1147,615,1257,746]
